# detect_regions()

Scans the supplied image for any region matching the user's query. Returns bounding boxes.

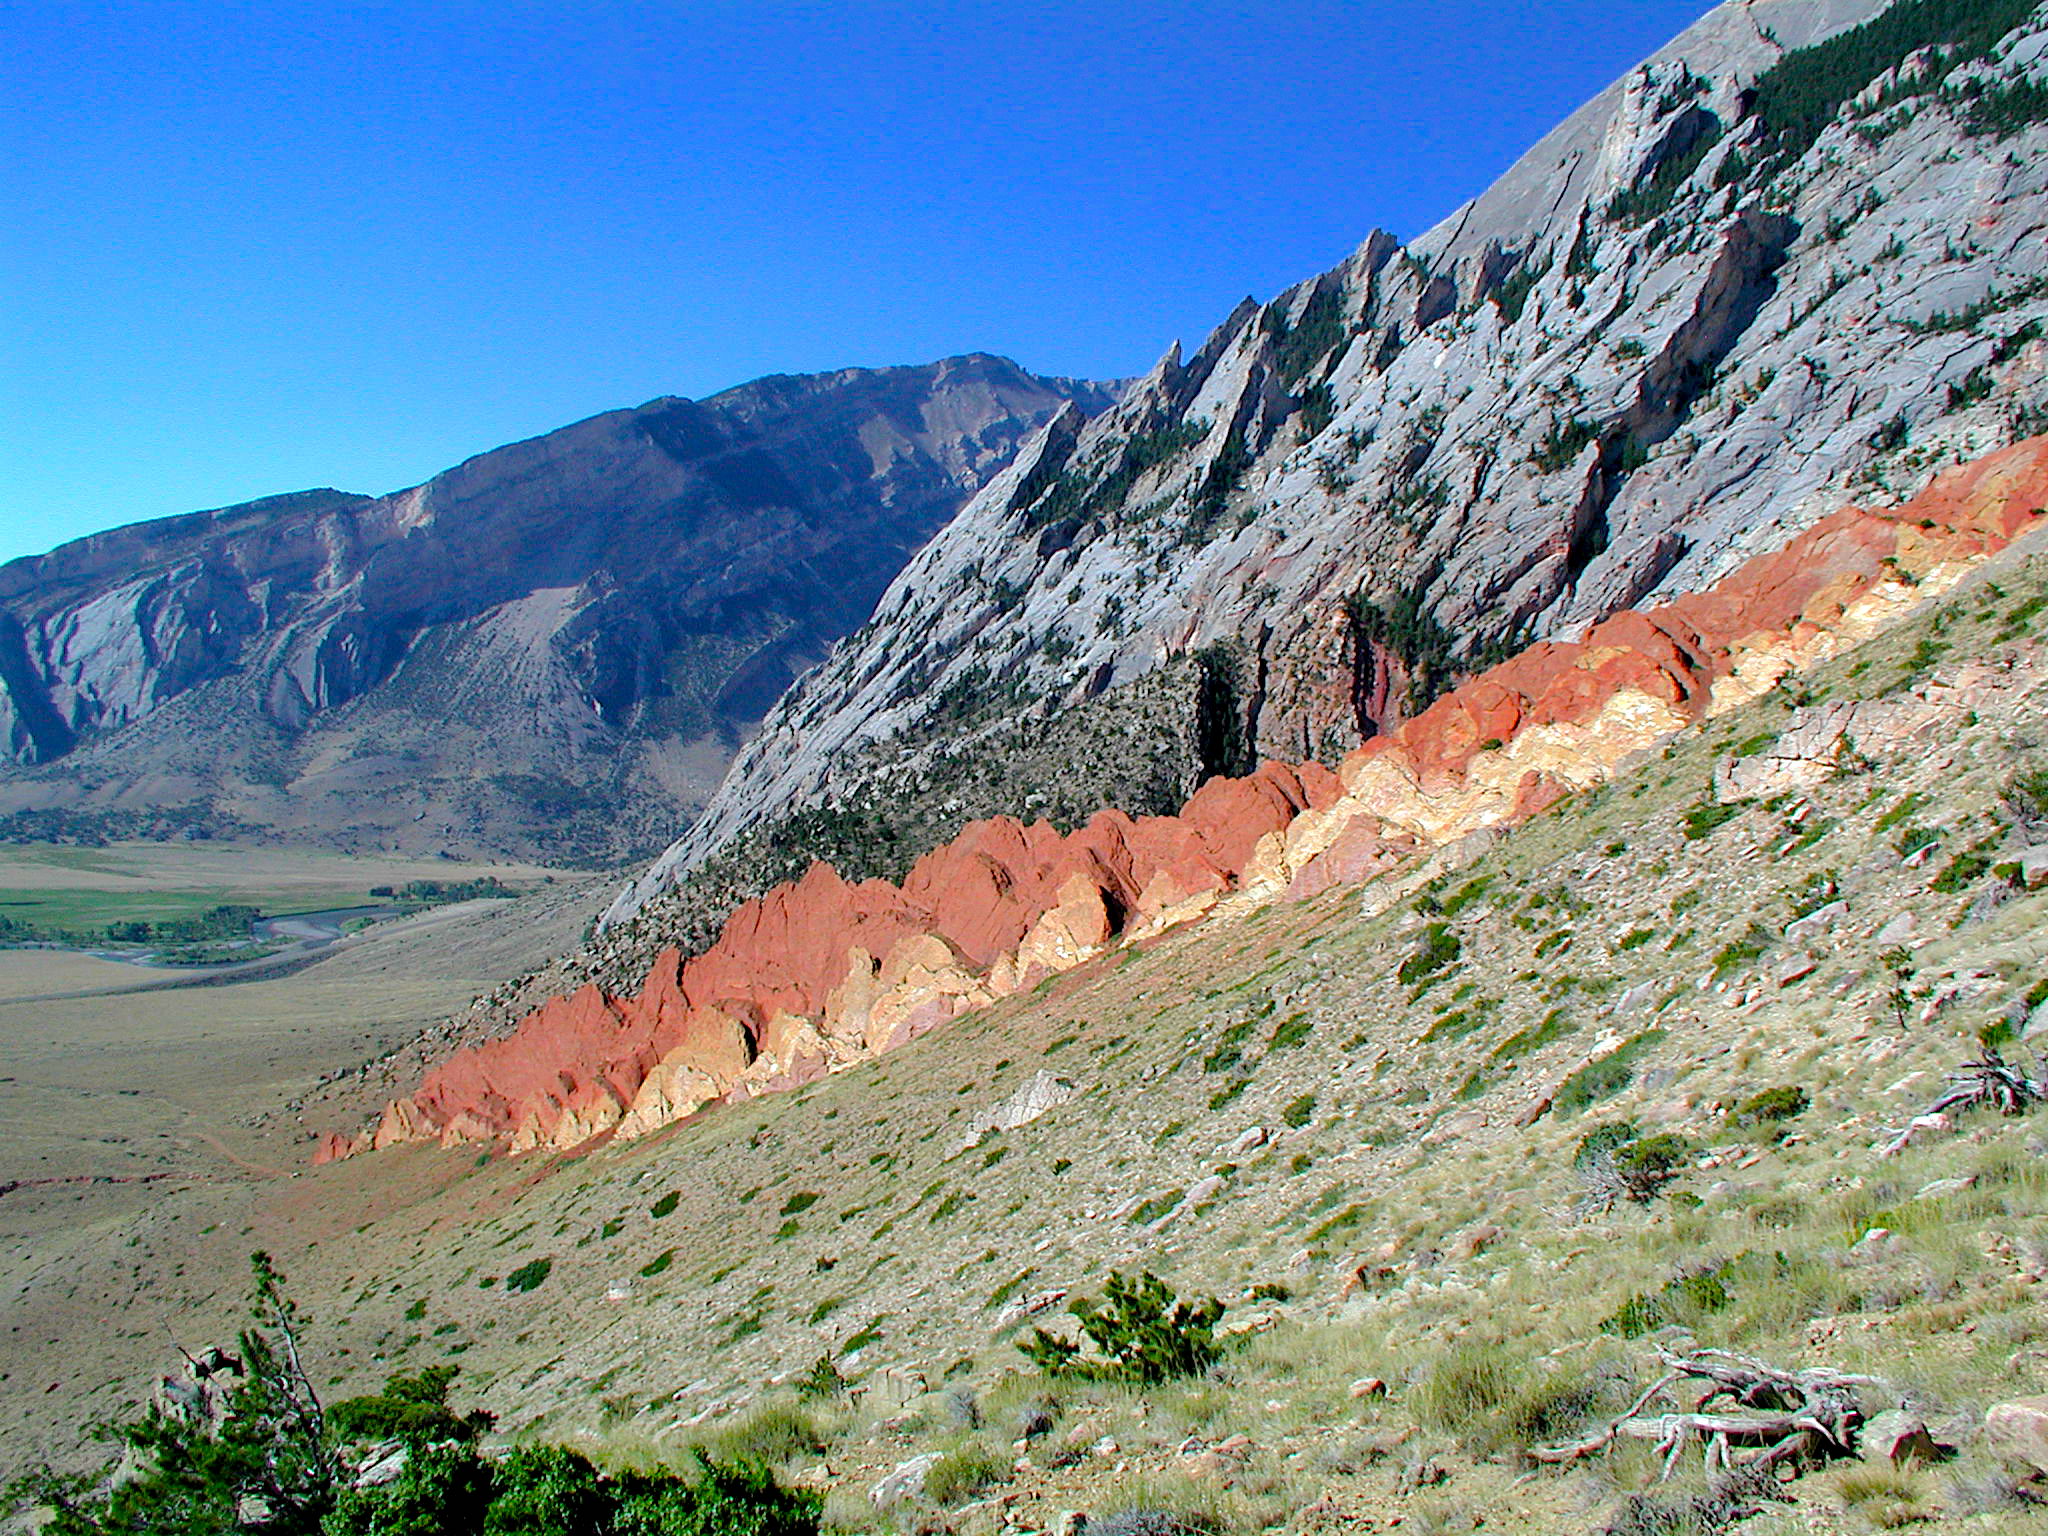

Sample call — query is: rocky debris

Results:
[1348,1377,1389,1400]
[1773,952,1817,988]
[1985,1398,2048,1476]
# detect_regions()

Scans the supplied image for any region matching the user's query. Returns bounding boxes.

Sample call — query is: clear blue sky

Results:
[1,0,1715,563]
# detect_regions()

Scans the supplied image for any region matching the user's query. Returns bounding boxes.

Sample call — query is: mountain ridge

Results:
[0,354,1115,862]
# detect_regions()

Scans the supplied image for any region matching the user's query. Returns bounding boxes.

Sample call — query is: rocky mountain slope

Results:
[23,431,2048,1530]
[318,434,2048,1161]
[613,0,2048,918]
[0,357,1112,863]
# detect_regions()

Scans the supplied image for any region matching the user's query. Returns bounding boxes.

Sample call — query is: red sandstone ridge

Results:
[320,761,1341,1160]
[1303,436,2048,854]
[322,439,2048,1164]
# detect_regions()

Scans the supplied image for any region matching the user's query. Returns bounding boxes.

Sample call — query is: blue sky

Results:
[0,0,1715,563]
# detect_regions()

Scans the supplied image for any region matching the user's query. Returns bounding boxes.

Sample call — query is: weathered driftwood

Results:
[1532,1348,1888,1479]
[1879,1048,2045,1153]
[1926,1048,2045,1117]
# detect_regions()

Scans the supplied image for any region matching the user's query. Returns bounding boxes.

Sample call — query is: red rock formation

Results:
[321,439,2048,1163]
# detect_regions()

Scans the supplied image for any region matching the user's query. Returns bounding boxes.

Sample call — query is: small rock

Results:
[1229,1125,1269,1154]
[1348,1376,1389,1400]
[1615,980,1661,1015]
[1091,1436,1119,1458]
[1773,952,1817,987]
[1854,1226,1894,1251]
[1861,1409,1952,1468]
[1873,911,1918,947]
[1184,1174,1226,1207]
[1515,1093,1553,1128]
[1055,1513,1088,1536]
[869,1452,942,1509]
[1397,1457,1447,1492]
[1449,1223,1504,1261]
[2020,847,2048,889]
[1915,1176,1976,1200]
[1213,1433,1253,1457]
[1785,899,1848,943]
[1985,1397,2048,1475]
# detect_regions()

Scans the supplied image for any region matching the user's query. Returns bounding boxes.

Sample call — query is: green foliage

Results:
[1729,1085,1809,1130]
[1606,124,1723,226]
[1682,799,1746,840]
[1267,1011,1312,1049]
[1748,0,2038,165]
[1603,1258,1749,1338]
[1299,380,1336,438]
[650,1191,681,1219]
[1347,587,1464,712]
[640,1249,676,1278]
[1711,923,1774,981]
[1020,1270,1225,1384]
[1530,417,1600,473]
[1186,424,1253,544]
[923,1443,1004,1506]
[1398,923,1462,987]
[324,1445,820,1536]
[792,1356,845,1403]
[1554,1030,1666,1115]
[1930,847,1994,893]
[1020,421,1208,534]
[503,1257,553,1294]
[1280,1093,1317,1129]
[778,1192,820,1216]
[1267,285,1349,386]
[327,1366,491,1448]
[1493,254,1552,325]
[1610,1133,1695,1203]
[701,1405,823,1467]
[6,1255,336,1534]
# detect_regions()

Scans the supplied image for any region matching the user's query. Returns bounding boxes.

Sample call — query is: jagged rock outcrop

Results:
[0,357,1114,861]
[329,437,2048,1160]
[615,0,2048,915]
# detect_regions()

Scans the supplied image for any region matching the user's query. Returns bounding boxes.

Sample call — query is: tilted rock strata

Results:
[625,0,2048,910]
[319,761,1342,1160]
[325,439,2048,1162]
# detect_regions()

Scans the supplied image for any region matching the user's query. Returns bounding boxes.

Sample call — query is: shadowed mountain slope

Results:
[0,356,1114,862]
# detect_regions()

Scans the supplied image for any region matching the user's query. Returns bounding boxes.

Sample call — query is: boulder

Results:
[1860,1409,1951,1468]
[869,1453,942,1509]
[1985,1398,2048,1475]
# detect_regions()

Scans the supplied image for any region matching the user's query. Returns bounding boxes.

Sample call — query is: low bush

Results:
[504,1256,553,1294]
[327,1365,493,1446]
[924,1441,1005,1505]
[700,1403,823,1466]
[1728,1085,1808,1131]
[1020,1271,1224,1383]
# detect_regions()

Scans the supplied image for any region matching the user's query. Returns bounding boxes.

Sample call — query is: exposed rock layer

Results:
[619,0,2048,913]
[325,437,2048,1161]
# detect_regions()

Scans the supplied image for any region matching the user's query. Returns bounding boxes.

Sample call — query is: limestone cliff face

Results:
[0,358,1113,861]
[617,0,2048,914]
[328,438,2048,1162]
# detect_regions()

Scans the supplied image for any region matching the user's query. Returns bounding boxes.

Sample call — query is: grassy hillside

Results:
[15,546,2048,1531]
